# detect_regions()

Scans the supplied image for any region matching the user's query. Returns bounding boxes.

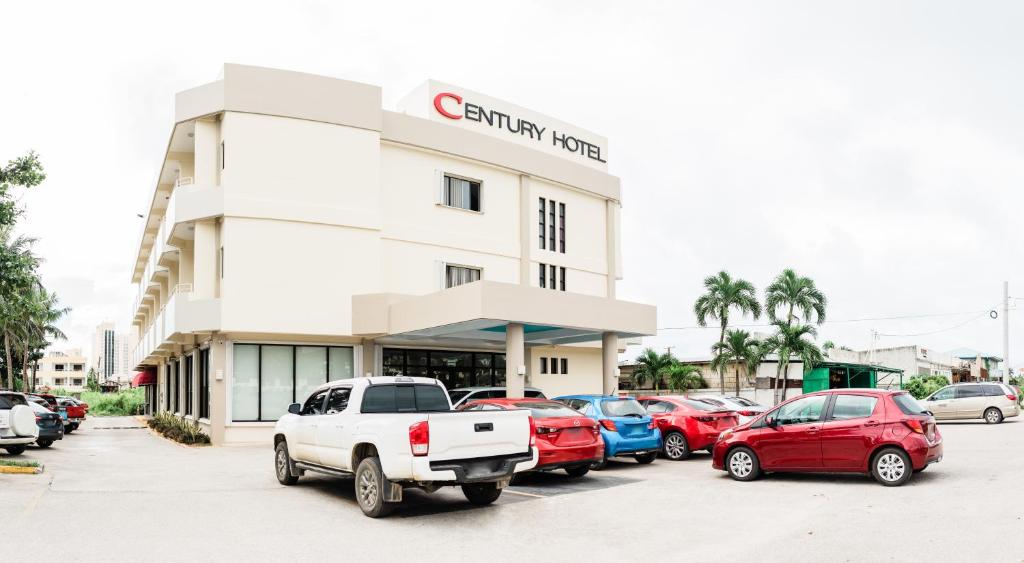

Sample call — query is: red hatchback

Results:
[713,389,943,486]
[460,398,604,477]
[638,396,739,460]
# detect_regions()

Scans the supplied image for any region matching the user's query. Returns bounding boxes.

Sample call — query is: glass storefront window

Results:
[329,347,354,381]
[384,349,506,391]
[296,347,327,404]
[260,346,293,422]
[232,345,259,421]
[232,343,354,422]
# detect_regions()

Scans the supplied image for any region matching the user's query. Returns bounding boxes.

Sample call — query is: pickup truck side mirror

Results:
[287,403,301,415]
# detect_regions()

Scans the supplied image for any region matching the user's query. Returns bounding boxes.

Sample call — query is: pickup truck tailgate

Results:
[426,410,531,461]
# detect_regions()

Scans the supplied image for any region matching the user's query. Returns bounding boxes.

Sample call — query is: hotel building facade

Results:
[129,64,656,445]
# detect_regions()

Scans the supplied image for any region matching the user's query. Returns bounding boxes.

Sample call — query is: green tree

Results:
[631,347,675,392]
[86,367,101,392]
[667,363,705,393]
[0,227,39,390]
[764,269,827,403]
[694,271,762,393]
[711,329,762,395]
[765,321,824,403]
[0,151,46,228]
[17,285,69,392]
[903,375,950,400]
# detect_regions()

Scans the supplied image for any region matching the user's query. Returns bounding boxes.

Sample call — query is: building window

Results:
[443,175,481,212]
[173,361,180,413]
[559,203,565,253]
[55,378,66,386]
[539,263,546,288]
[72,378,84,387]
[55,364,65,372]
[219,246,224,278]
[199,348,210,419]
[548,200,556,249]
[538,198,546,249]
[539,357,548,374]
[445,264,481,288]
[184,354,194,416]
[550,357,560,375]
[561,358,568,375]
[560,267,566,291]
[165,364,172,411]
[382,348,505,389]
[73,364,84,371]
[220,141,225,170]
[232,344,354,422]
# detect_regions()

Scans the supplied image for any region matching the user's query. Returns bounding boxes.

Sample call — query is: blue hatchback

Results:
[554,395,662,468]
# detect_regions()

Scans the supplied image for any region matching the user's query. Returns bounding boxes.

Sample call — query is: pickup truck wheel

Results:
[36,439,54,448]
[64,425,74,434]
[71,422,80,430]
[564,465,590,478]
[274,441,299,486]
[634,452,657,465]
[462,482,502,505]
[4,445,26,455]
[356,457,394,518]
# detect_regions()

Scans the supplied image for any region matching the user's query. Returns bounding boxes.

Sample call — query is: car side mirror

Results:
[765,416,777,427]
[287,403,301,415]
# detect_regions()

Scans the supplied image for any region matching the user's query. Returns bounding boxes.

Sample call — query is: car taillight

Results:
[528,416,536,447]
[738,410,758,417]
[35,415,42,421]
[408,421,429,456]
[696,416,714,422]
[1007,394,1017,402]
[599,419,617,432]
[535,426,560,435]
[647,420,657,430]
[903,419,925,434]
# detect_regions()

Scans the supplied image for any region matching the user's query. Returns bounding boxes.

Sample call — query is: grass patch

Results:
[148,412,211,445]
[81,389,145,416]
[0,458,40,468]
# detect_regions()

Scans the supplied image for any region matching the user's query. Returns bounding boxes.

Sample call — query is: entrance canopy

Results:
[352,281,656,345]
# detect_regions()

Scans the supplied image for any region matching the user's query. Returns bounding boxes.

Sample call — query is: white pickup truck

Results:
[273,376,538,517]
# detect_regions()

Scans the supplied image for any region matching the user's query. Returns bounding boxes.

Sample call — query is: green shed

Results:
[802,362,903,394]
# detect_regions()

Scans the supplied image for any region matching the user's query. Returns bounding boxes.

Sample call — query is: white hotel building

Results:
[129,64,656,445]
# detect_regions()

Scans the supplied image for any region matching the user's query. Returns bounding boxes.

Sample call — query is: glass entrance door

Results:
[383,348,506,391]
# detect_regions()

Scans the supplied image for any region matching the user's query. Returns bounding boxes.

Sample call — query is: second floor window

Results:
[446,264,481,288]
[539,263,566,291]
[443,175,481,212]
[539,198,566,253]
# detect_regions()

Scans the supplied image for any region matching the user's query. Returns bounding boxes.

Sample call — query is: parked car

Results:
[555,395,661,469]
[0,392,40,455]
[460,398,603,477]
[638,395,739,460]
[28,401,63,448]
[713,389,942,486]
[922,382,1019,424]
[27,393,58,412]
[448,387,546,409]
[273,376,538,517]
[690,395,767,425]
[56,397,87,432]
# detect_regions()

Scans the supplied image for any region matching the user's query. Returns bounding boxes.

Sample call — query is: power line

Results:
[657,308,997,331]
[876,310,991,337]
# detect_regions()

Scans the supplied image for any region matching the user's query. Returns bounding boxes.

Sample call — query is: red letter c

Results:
[433,92,463,119]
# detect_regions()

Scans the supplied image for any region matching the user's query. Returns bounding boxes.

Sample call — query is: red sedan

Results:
[713,389,943,486]
[638,396,739,460]
[460,398,604,477]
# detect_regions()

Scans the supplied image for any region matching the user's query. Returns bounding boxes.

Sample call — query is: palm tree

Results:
[18,286,69,392]
[711,329,761,396]
[745,339,771,386]
[768,321,824,403]
[667,363,705,393]
[0,226,39,390]
[694,271,762,393]
[764,269,827,402]
[631,348,674,392]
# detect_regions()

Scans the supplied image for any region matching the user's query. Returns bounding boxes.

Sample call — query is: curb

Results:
[0,463,44,475]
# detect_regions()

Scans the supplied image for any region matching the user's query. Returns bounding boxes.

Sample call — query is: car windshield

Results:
[600,399,646,417]
[515,402,581,418]
[892,393,929,415]
[447,390,472,403]
[684,399,722,412]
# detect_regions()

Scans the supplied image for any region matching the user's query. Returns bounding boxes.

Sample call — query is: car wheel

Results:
[872,448,913,487]
[984,407,1003,424]
[71,423,80,430]
[4,445,27,456]
[726,447,760,482]
[564,465,590,478]
[635,451,657,465]
[36,439,54,449]
[663,431,691,460]
[64,425,74,434]
[462,482,502,505]
[591,451,609,470]
[356,457,394,518]
[274,441,299,486]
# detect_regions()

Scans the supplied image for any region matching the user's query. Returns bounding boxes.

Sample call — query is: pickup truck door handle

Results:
[474,423,493,432]
[863,420,880,427]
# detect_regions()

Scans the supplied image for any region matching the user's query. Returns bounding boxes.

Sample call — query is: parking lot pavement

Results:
[4,417,1024,562]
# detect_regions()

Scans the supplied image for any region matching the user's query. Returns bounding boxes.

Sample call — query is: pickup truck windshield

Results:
[361,384,451,413]
[600,399,646,417]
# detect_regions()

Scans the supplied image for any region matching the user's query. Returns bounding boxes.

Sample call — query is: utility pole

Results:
[1004,281,1010,384]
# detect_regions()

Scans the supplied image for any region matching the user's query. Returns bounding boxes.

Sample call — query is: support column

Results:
[207,337,227,446]
[518,175,531,286]
[506,323,526,398]
[361,339,377,377]
[602,332,619,395]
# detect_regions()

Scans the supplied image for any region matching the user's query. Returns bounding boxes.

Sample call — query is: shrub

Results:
[903,375,950,400]
[81,389,145,416]
[147,412,211,445]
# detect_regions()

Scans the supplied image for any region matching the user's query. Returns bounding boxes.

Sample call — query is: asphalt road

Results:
[3,415,1023,562]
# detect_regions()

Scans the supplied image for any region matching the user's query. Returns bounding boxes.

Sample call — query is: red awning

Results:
[132,370,157,387]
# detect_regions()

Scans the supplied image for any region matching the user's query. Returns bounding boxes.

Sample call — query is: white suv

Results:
[0,392,40,455]
[923,382,1020,423]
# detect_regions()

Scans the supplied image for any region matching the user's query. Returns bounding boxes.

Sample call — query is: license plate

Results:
[0,411,8,428]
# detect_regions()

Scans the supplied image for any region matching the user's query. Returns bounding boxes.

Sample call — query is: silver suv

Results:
[923,382,1020,424]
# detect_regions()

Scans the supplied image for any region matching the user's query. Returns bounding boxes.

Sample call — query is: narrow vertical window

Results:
[548,200,556,249]
[551,357,560,375]
[539,357,548,374]
[559,267,566,291]
[220,141,225,170]
[560,358,568,375]
[538,198,546,249]
[539,263,546,288]
[559,203,566,253]
[549,265,556,291]
[219,246,224,278]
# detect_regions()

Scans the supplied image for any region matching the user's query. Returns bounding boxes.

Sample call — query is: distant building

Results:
[92,321,131,384]
[827,345,955,383]
[36,349,88,391]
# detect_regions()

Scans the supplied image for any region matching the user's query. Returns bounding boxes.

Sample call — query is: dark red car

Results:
[638,395,739,460]
[57,397,87,433]
[460,398,604,477]
[713,389,943,486]
[28,393,58,412]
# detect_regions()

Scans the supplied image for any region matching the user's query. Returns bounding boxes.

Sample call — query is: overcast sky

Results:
[1,0,1021,370]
